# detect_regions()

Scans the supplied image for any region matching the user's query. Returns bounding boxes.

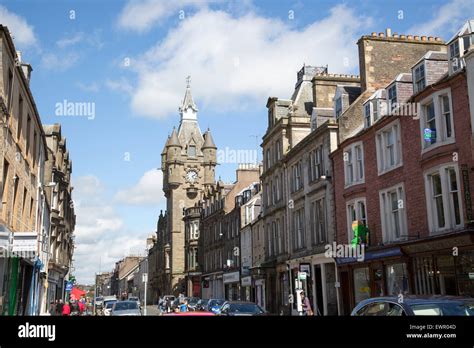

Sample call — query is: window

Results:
[309,145,324,182]
[188,145,196,157]
[17,95,23,140]
[344,142,364,186]
[449,40,460,59]
[386,263,409,295]
[425,165,463,233]
[7,69,13,110]
[388,85,397,112]
[275,175,280,202]
[380,184,407,242]
[276,141,281,161]
[335,97,343,118]
[347,198,367,243]
[266,149,271,170]
[413,63,426,93]
[291,161,303,192]
[26,115,31,155]
[376,121,402,174]
[293,208,305,250]
[420,90,454,151]
[364,103,371,128]
[311,198,326,244]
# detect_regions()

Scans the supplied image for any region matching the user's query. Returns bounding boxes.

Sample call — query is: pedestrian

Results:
[300,291,313,316]
[78,300,85,315]
[56,300,64,316]
[180,299,188,312]
[49,301,56,316]
[62,301,71,316]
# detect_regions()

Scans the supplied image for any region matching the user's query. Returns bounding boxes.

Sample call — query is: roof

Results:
[167,127,181,147]
[179,85,198,112]
[388,73,413,87]
[413,50,448,67]
[365,88,387,102]
[448,19,474,44]
[337,85,361,98]
[202,129,217,149]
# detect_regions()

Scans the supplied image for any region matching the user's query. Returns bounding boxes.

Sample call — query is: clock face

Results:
[186,170,198,183]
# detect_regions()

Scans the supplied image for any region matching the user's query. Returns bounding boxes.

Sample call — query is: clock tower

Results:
[159,79,217,294]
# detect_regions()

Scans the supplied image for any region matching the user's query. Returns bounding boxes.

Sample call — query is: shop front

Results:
[223,271,240,301]
[288,254,339,316]
[336,247,409,315]
[402,230,474,297]
[202,272,224,299]
[241,276,252,301]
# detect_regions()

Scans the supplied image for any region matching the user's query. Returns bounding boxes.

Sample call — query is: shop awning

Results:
[335,247,403,265]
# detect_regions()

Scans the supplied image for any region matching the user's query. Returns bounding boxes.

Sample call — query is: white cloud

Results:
[128,5,371,119]
[41,52,80,71]
[106,77,134,95]
[77,81,100,93]
[56,32,84,48]
[408,0,474,38]
[73,175,151,284]
[117,0,221,33]
[115,169,164,205]
[0,5,36,47]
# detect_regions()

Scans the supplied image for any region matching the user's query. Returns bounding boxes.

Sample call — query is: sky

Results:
[0,0,473,284]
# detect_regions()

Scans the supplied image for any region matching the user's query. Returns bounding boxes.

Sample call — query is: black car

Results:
[196,299,209,311]
[217,301,266,316]
[351,296,474,316]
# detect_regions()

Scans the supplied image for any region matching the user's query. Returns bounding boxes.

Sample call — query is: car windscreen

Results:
[105,301,116,309]
[410,302,474,316]
[209,300,225,307]
[114,302,138,311]
[229,303,263,314]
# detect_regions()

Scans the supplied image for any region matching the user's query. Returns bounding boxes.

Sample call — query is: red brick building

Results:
[331,23,474,314]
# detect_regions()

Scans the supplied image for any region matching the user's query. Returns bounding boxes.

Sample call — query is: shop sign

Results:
[298,272,307,280]
[241,276,252,287]
[223,272,240,284]
[299,263,311,276]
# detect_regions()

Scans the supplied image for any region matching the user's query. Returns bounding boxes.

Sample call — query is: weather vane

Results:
[186,75,191,87]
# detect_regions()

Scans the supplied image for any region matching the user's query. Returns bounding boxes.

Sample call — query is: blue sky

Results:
[1,0,472,283]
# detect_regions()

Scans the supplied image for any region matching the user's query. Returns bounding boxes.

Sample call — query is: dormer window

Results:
[388,85,397,112]
[413,63,426,93]
[335,97,343,118]
[364,103,371,128]
[450,40,460,59]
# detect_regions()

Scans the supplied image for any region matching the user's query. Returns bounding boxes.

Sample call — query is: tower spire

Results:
[180,76,198,115]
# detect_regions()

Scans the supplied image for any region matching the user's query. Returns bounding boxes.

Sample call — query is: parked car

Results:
[351,296,474,316]
[94,296,104,309]
[103,300,117,316]
[111,300,142,316]
[196,299,209,311]
[206,299,226,313]
[162,311,215,316]
[217,301,266,316]
[187,297,200,311]
[128,296,141,308]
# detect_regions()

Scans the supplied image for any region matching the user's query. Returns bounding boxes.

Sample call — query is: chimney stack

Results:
[386,28,392,37]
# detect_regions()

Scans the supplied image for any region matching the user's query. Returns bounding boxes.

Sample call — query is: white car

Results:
[103,300,117,316]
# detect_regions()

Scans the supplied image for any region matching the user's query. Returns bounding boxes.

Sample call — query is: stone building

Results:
[43,124,75,313]
[330,26,474,314]
[158,81,217,295]
[183,205,201,297]
[0,25,52,316]
[200,164,260,300]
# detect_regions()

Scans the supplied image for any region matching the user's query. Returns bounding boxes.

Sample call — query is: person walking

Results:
[56,300,64,316]
[300,291,313,316]
[49,301,56,316]
[62,301,71,316]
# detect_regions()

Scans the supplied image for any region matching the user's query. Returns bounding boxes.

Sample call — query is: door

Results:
[313,265,324,316]
[340,271,351,315]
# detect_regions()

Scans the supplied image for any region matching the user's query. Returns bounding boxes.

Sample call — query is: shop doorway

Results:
[313,265,324,316]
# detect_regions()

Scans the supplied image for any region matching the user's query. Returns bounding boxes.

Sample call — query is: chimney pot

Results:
[393,33,399,38]
[400,34,406,39]
[435,37,442,41]
[379,32,385,37]
[407,35,413,39]
[371,32,377,37]
[386,28,392,37]
[414,35,420,40]
[421,36,427,41]
[428,36,434,41]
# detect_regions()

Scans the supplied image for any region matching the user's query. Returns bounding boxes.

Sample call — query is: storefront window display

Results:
[353,267,370,304]
[386,263,409,295]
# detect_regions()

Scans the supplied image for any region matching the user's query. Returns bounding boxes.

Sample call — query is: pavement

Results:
[143,305,162,316]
